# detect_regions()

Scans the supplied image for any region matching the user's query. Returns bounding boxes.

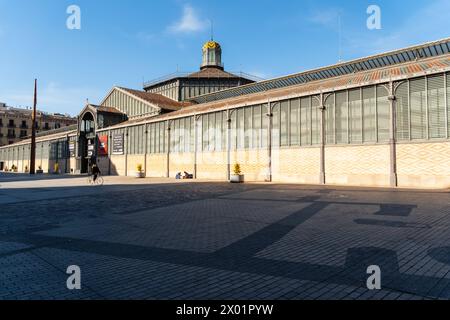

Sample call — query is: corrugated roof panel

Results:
[189,39,450,104]
[401,52,410,62]
[444,43,450,53]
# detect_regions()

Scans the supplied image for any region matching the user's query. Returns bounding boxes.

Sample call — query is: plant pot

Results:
[230,174,244,183]
[36,169,44,174]
[135,171,145,178]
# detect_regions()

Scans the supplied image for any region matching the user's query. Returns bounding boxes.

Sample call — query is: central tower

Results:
[201,40,223,70]
[144,39,256,102]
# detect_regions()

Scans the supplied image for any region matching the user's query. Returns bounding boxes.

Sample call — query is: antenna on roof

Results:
[210,19,214,41]
[338,14,343,63]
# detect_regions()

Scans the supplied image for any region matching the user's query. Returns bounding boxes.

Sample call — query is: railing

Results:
[143,71,265,88]
[7,124,16,128]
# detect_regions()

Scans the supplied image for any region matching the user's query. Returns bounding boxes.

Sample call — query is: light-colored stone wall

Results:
[272,147,321,184]
[397,142,450,188]
[127,155,146,177]
[197,151,228,180]
[3,138,450,189]
[325,144,390,187]
[147,153,168,177]
[169,152,195,178]
[109,154,126,176]
[231,149,268,182]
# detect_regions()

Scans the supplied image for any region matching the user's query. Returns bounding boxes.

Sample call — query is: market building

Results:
[1,38,450,188]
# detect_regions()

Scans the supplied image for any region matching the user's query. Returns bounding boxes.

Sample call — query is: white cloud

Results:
[168,4,207,34]
[0,82,102,116]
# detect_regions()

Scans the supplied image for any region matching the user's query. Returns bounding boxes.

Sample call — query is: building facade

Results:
[0,103,76,146]
[1,38,450,188]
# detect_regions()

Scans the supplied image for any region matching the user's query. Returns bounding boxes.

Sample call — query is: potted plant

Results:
[25,165,29,173]
[230,163,244,183]
[36,165,44,174]
[11,165,18,172]
[135,163,145,178]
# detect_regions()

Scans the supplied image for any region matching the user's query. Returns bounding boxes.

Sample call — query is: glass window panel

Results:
[349,89,362,143]
[202,115,208,151]
[231,111,237,150]
[428,74,446,139]
[272,104,280,148]
[209,113,216,151]
[253,105,261,149]
[396,82,410,141]
[311,96,320,145]
[290,99,300,146]
[335,91,348,144]
[244,107,252,149]
[362,87,377,143]
[377,86,390,142]
[261,104,268,148]
[300,97,311,145]
[280,101,289,147]
[237,108,245,149]
[325,94,335,144]
[222,111,227,151]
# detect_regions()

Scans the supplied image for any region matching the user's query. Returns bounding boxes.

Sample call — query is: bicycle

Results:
[87,174,104,186]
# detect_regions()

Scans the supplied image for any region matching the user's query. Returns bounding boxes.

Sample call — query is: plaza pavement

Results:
[0,172,450,300]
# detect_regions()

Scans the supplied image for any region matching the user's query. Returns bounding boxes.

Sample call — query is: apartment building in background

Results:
[0,102,77,146]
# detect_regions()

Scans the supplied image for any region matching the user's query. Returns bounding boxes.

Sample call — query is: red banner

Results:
[98,135,108,156]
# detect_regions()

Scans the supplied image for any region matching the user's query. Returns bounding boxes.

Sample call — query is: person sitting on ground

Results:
[183,171,193,179]
[176,172,182,179]
[92,164,101,182]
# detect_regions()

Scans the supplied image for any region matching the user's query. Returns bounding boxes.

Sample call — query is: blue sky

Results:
[0,0,448,116]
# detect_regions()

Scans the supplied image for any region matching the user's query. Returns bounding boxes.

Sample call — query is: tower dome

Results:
[201,40,223,70]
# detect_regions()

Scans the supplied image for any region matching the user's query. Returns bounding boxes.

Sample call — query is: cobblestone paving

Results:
[1,173,450,300]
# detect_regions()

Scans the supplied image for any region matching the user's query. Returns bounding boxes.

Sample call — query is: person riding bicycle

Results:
[91,163,101,182]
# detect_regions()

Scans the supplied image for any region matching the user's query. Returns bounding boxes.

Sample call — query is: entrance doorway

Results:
[79,112,96,174]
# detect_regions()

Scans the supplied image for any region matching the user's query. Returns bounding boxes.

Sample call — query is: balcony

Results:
[8,124,16,128]
[20,124,28,129]
[7,133,16,139]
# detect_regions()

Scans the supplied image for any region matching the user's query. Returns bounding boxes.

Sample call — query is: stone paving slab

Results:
[0,174,450,299]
